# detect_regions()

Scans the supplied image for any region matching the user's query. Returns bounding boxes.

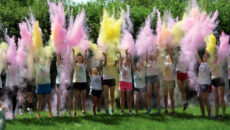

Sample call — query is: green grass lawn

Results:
[6,106,230,130]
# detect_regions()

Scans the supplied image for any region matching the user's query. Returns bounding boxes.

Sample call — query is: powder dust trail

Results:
[6,36,17,65]
[0,42,8,72]
[32,21,43,55]
[218,31,229,62]
[205,33,216,55]
[16,38,26,68]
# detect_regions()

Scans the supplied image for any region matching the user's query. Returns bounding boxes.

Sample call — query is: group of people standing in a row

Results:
[0,45,229,120]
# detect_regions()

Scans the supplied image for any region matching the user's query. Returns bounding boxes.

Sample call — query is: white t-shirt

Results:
[56,63,64,84]
[211,61,223,79]
[90,74,102,90]
[134,69,146,88]
[119,64,132,83]
[6,65,19,87]
[162,61,175,81]
[198,62,211,85]
[146,60,159,76]
[73,63,87,83]
[176,59,188,73]
[103,64,115,80]
[36,63,51,84]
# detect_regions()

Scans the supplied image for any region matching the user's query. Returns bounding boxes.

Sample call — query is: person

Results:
[119,50,133,115]
[211,52,226,119]
[102,52,117,115]
[145,49,161,114]
[18,64,33,115]
[227,56,230,96]
[55,54,71,117]
[72,50,88,116]
[162,47,175,116]
[5,63,19,119]
[196,51,211,117]
[132,58,147,115]
[35,58,52,119]
[176,54,189,110]
[89,60,102,115]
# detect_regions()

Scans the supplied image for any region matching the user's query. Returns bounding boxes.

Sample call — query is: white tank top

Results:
[56,64,64,84]
[146,60,158,76]
[211,61,223,79]
[103,65,115,80]
[119,64,132,83]
[176,59,188,73]
[90,74,102,90]
[36,63,51,84]
[134,69,146,88]
[162,61,175,81]
[198,62,211,85]
[73,63,87,83]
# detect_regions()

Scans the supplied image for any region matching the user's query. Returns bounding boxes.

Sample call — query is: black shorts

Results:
[134,87,147,93]
[6,86,19,97]
[211,77,225,87]
[198,84,211,96]
[145,75,159,85]
[89,89,102,98]
[73,82,88,91]
[0,88,4,97]
[20,81,33,92]
[102,79,116,87]
[56,84,71,91]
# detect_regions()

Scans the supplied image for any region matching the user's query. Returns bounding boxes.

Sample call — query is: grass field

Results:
[6,106,230,130]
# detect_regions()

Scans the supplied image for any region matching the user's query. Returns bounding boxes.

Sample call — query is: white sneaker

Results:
[67,112,71,117]
[129,111,132,115]
[120,111,124,115]
[27,108,33,115]
[19,108,24,115]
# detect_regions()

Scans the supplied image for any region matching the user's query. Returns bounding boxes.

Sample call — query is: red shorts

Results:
[177,71,188,81]
[119,81,132,91]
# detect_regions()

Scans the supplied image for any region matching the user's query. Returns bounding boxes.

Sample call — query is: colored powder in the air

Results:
[205,34,216,55]
[218,31,229,61]
[32,21,43,54]
[0,42,8,71]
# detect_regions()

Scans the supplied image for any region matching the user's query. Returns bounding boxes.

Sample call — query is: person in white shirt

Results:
[119,50,133,115]
[55,53,71,117]
[102,52,117,115]
[162,47,176,116]
[211,52,226,119]
[89,60,102,115]
[145,49,161,115]
[132,58,147,115]
[72,50,88,116]
[196,51,211,117]
[35,58,52,119]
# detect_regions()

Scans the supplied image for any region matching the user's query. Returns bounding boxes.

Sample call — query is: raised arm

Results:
[167,47,174,64]
[103,52,107,67]
[196,51,202,64]
[72,49,76,63]
[125,50,130,67]
[130,54,135,73]
[56,53,61,65]
[146,50,149,63]
[84,50,88,66]
[88,61,92,75]
[99,60,102,75]
[118,51,123,69]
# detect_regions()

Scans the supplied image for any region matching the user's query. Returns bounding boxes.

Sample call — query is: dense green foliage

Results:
[6,107,230,130]
[0,0,230,43]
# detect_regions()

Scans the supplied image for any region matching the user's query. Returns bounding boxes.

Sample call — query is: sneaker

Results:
[171,111,175,117]
[105,109,110,115]
[164,111,168,115]
[156,108,161,115]
[27,108,33,115]
[183,103,189,111]
[110,108,114,115]
[67,112,71,117]
[19,108,24,115]
[97,109,101,113]
[73,112,77,117]
[129,111,132,115]
[55,112,59,117]
[12,112,15,119]
[146,108,151,115]
[215,115,222,120]
[82,111,86,115]
[120,111,124,115]
[49,113,52,118]
[37,113,40,119]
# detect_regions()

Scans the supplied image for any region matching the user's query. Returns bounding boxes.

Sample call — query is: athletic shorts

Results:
[212,77,225,87]
[56,84,71,91]
[177,71,188,81]
[134,87,147,93]
[102,79,116,87]
[6,86,19,98]
[119,81,132,91]
[162,80,175,89]
[198,84,211,96]
[36,84,51,95]
[73,82,88,91]
[145,75,159,85]
[89,89,102,98]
